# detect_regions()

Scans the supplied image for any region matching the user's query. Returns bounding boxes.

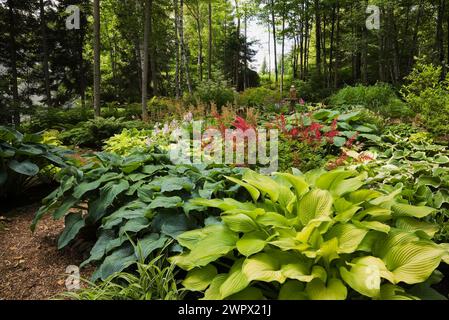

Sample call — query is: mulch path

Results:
[0,203,93,300]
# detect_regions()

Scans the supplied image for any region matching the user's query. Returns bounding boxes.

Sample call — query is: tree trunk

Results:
[40,0,51,107]
[208,0,212,81]
[280,9,285,96]
[148,0,157,95]
[174,0,181,98]
[179,0,192,94]
[7,0,20,126]
[93,0,101,117]
[315,0,322,77]
[244,5,248,90]
[270,0,278,85]
[142,0,150,122]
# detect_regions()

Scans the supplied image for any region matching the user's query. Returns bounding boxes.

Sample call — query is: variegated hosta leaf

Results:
[297,189,333,226]
[305,278,348,300]
[171,225,238,271]
[182,265,218,292]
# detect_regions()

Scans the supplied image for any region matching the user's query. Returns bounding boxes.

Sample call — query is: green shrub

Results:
[329,84,413,118]
[0,126,68,199]
[188,79,236,108]
[32,151,245,281]
[401,63,449,135]
[103,129,152,156]
[238,87,281,108]
[171,169,449,300]
[60,117,148,149]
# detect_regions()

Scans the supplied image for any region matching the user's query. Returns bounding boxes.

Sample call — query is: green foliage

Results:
[329,84,413,118]
[104,129,153,156]
[172,169,449,300]
[278,138,329,173]
[60,117,148,149]
[238,87,281,108]
[63,254,184,300]
[401,63,449,135]
[0,126,68,199]
[188,79,236,108]
[33,151,246,281]
[356,127,449,243]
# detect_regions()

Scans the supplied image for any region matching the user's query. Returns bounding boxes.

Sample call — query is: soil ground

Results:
[0,202,93,300]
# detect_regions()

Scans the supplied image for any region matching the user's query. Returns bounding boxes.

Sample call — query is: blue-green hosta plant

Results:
[171,169,449,300]
[0,126,69,199]
[353,128,449,242]
[32,151,245,281]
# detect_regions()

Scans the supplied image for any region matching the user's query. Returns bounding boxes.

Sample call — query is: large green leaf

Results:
[135,233,169,262]
[221,213,258,233]
[297,189,333,226]
[172,225,239,270]
[58,213,85,249]
[92,245,136,281]
[242,170,280,202]
[383,242,445,284]
[220,259,250,299]
[8,159,39,176]
[225,176,260,202]
[182,265,218,292]
[325,224,369,254]
[392,203,436,218]
[88,180,130,222]
[305,278,347,300]
[236,231,267,257]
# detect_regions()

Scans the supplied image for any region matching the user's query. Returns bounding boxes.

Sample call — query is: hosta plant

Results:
[32,151,245,281]
[171,169,449,300]
[0,126,69,199]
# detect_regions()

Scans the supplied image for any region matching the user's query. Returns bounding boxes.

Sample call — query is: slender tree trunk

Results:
[208,0,212,81]
[40,0,51,107]
[243,5,248,90]
[436,0,445,64]
[179,0,192,94]
[280,9,285,96]
[334,0,340,88]
[270,0,278,85]
[142,0,150,122]
[315,0,322,78]
[93,0,101,117]
[329,2,337,88]
[148,0,157,95]
[174,0,181,98]
[7,0,19,125]
[268,21,271,81]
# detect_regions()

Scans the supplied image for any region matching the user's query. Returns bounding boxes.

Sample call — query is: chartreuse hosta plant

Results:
[171,169,449,300]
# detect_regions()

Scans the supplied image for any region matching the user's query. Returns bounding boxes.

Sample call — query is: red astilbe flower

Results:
[325,119,340,144]
[232,116,253,132]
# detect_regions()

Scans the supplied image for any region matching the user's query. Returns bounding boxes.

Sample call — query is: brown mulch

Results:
[0,203,94,300]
